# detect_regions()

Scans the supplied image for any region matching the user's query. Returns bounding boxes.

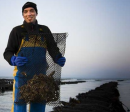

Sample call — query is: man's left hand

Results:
[57,57,66,67]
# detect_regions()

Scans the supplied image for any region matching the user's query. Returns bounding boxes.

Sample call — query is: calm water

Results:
[0,79,129,112]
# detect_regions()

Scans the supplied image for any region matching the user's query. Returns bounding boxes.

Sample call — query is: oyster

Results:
[19,71,59,104]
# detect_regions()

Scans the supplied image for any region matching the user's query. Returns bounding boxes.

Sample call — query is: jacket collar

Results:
[23,20,38,33]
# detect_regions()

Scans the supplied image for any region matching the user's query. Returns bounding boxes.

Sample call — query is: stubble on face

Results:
[23,7,37,23]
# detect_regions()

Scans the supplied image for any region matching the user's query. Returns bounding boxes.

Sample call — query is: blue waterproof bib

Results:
[14,33,48,104]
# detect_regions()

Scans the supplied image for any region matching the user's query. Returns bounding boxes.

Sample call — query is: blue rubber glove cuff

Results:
[54,54,62,63]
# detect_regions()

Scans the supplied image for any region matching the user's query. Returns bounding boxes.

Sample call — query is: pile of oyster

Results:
[19,71,59,103]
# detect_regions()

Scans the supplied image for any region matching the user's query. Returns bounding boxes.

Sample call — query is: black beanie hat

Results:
[22,2,38,14]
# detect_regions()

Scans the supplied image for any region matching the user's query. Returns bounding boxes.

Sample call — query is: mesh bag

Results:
[14,32,67,106]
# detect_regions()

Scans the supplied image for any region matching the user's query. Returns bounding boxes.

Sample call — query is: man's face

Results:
[23,7,37,23]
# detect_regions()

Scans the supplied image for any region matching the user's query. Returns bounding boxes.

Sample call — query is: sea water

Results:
[0,79,129,112]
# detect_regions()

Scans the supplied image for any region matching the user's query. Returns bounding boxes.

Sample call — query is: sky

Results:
[0,0,130,79]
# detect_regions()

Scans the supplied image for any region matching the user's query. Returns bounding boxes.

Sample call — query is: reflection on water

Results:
[60,80,111,102]
[0,91,12,112]
[118,80,130,112]
[0,79,129,112]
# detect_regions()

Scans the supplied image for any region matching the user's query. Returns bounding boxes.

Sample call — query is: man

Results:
[3,2,66,112]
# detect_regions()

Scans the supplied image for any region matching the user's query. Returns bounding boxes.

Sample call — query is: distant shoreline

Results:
[0,78,127,92]
[0,77,130,80]
[0,79,86,92]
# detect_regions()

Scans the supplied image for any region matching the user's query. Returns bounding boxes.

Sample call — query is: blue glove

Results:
[11,56,28,66]
[56,57,66,67]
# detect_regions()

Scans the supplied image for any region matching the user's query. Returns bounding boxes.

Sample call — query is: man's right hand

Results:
[11,56,28,66]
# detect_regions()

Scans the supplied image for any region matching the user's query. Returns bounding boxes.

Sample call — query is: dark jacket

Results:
[3,20,62,65]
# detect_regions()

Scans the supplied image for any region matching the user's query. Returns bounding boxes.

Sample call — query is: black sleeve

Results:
[3,28,18,65]
[45,26,62,63]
